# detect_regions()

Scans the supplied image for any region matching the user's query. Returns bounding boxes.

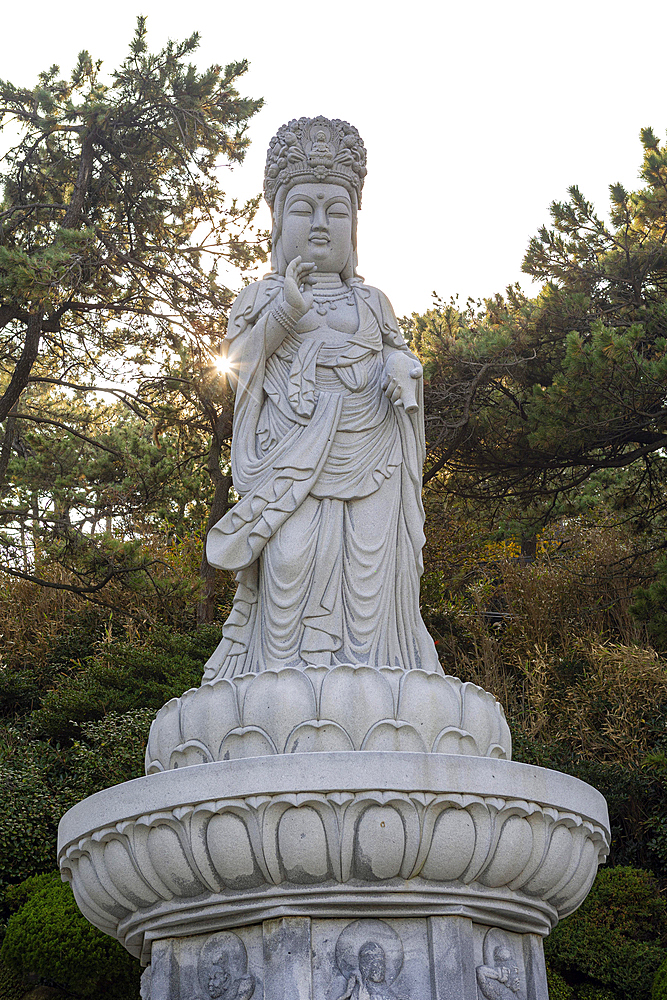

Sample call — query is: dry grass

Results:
[543,639,667,763]
[0,531,234,673]
[421,513,665,759]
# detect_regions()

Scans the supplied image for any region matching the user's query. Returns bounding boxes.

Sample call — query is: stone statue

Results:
[203,116,439,679]
[57,116,610,1000]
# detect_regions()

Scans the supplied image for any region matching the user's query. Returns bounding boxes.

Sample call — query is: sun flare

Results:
[212,354,233,376]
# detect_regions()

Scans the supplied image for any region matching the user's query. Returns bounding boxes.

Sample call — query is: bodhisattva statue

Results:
[58,114,610,998]
[203,117,439,680]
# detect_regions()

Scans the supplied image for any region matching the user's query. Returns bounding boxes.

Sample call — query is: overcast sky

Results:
[2,0,667,316]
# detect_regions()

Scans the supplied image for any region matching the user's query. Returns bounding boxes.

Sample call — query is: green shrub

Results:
[513,736,667,876]
[578,986,618,1000]
[30,625,219,742]
[0,741,72,898]
[653,956,667,1000]
[0,708,154,900]
[0,627,219,900]
[0,873,139,1000]
[0,960,24,1000]
[0,606,112,721]
[545,866,667,1000]
[67,709,155,796]
[547,965,574,999]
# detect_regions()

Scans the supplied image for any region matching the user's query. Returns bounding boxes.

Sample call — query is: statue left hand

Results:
[382,352,423,413]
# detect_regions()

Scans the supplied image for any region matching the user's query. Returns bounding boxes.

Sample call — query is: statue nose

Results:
[312,204,328,230]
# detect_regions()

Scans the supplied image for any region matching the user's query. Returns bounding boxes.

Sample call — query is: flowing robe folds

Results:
[203,275,439,679]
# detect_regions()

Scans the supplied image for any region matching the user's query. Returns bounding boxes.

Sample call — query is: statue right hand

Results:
[284,256,316,318]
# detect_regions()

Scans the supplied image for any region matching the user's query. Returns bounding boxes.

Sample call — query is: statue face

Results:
[359,943,386,984]
[208,958,231,999]
[281,182,352,273]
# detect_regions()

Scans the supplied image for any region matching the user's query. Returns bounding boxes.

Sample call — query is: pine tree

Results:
[0,19,265,606]
[413,128,667,538]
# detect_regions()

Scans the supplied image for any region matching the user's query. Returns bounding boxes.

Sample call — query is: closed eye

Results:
[287,201,313,216]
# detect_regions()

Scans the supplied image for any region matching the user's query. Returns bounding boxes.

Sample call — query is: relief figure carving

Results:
[476,930,522,1000]
[199,932,255,1000]
[333,919,406,1000]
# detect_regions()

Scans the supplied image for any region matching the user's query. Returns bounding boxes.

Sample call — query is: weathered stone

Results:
[130,918,557,1000]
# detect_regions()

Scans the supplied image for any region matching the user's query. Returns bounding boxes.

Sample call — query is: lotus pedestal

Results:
[58,750,609,1000]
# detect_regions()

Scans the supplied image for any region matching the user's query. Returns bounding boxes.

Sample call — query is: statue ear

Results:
[271,228,287,275]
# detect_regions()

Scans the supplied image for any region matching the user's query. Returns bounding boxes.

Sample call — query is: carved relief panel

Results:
[472,925,549,1000]
[142,927,261,1000]
[475,930,523,1000]
[140,917,551,1000]
[313,918,431,1000]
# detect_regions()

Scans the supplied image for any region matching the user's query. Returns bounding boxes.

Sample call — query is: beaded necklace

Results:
[311,284,355,314]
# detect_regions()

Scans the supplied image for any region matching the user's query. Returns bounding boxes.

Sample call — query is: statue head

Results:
[264,116,367,278]
[358,941,386,984]
[208,954,232,999]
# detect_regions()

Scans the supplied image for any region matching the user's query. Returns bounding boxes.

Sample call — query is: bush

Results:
[653,956,667,1000]
[578,986,618,1000]
[508,640,667,878]
[67,709,155,796]
[0,609,104,719]
[547,965,574,999]
[0,961,24,1000]
[30,625,220,743]
[0,708,154,901]
[545,866,667,1000]
[0,741,72,899]
[1,873,139,1000]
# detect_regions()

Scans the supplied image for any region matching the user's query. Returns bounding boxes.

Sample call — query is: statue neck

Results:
[310,271,344,288]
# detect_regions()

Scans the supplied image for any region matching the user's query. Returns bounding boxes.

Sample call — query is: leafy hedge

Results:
[545,867,667,1000]
[653,956,667,999]
[1,873,139,1000]
[547,966,575,999]
[30,625,220,743]
[0,709,154,901]
[0,743,70,898]
[0,961,24,1000]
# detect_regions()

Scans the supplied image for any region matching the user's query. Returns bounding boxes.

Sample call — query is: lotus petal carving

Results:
[145,664,511,773]
[58,754,609,961]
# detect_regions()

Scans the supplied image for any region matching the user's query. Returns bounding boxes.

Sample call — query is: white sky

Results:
[2,0,667,316]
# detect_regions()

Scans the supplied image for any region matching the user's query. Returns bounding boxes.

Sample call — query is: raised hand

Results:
[284,256,317,318]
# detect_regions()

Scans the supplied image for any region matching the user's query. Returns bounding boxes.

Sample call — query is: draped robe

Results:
[203,275,439,679]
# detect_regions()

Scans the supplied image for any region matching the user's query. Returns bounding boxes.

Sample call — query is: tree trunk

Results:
[0,408,17,484]
[62,132,94,229]
[0,314,42,424]
[520,535,537,565]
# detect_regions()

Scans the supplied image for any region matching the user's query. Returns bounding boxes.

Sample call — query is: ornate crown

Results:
[264,116,367,210]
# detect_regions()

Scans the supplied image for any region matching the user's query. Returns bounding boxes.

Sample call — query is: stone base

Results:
[58,752,609,988]
[141,915,549,1000]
